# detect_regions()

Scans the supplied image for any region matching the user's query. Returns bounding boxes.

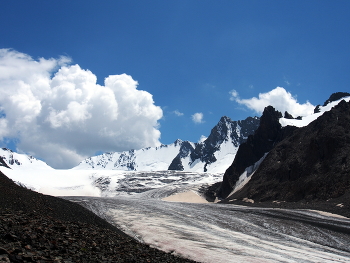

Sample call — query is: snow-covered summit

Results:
[0,148,53,171]
[279,95,350,127]
[74,116,260,173]
[74,140,190,171]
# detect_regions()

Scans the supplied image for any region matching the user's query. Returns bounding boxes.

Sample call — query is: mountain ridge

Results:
[218,93,350,214]
[74,115,260,173]
[0,115,259,174]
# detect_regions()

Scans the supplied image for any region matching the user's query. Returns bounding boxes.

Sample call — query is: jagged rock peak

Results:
[284,111,294,119]
[218,115,232,124]
[218,105,294,198]
[261,106,282,124]
[323,92,350,106]
[173,139,183,146]
[188,115,260,171]
[2,147,12,152]
[256,106,282,142]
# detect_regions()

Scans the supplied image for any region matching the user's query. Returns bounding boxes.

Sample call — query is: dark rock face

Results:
[219,106,297,198]
[168,141,195,170]
[314,91,350,114]
[284,111,294,119]
[168,155,184,170]
[187,116,260,171]
[323,92,350,106]
[0,156,10,169]
[224,100,350,205]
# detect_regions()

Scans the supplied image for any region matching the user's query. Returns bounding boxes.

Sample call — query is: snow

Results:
[0,148,223,197]
[209,139,238,173]
[1,166,223,197]
[279,96,350,127]
[228,153,268,197]
[74,141,182,171]
[1,167,116,196]
[0,148,53,171]
[73,117,251,174]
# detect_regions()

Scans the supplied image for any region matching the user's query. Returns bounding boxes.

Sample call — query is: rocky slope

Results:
[218,93,350,215]
[0,171,196,262]
[218,107,296,198]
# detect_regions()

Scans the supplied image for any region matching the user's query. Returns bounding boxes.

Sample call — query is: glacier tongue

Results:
[0,165,223,197]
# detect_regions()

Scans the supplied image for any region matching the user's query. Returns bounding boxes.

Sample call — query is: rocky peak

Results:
[323,92,350,106]
[189,116,260,168]
[168,141,196,171]
[218,106,296,198]
[173,139,183,147]
[314,92,350,113]
[217,116,231,127]
[284,111,294,119]
[226,99,350,204]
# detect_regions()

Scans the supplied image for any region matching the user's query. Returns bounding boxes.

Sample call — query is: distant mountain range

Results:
[74,116,260,173]
[0,115,260,174]
[0,115,260,196]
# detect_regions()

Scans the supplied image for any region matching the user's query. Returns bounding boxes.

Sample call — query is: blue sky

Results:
[0,1,350,168]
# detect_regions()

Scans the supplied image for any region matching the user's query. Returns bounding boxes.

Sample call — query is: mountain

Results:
[218,93,350,208]
[218,106,297,198]
[74,116,260,173]
[0,148,222,197]
[0,116,260,174]
[0,147,53,170]
[0,115,259,197]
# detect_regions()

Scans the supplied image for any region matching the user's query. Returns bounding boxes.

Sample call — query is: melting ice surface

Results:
[67,192,350,263]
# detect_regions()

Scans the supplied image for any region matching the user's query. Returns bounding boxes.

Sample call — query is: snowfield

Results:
[1,164,222,197]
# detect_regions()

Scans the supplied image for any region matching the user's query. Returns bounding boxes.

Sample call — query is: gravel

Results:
[0,171,196,263]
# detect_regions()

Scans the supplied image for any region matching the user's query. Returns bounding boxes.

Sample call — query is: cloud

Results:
[0,49,163,168]
[229,89,239,101]
[173,110,184,116]
[230,87,315,117]
[198,135,207,143]
[192,112,204,124]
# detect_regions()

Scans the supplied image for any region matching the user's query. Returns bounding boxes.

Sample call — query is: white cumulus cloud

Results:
[192,112,204,124]
[230,87,315,117]
[0,49,163,168]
